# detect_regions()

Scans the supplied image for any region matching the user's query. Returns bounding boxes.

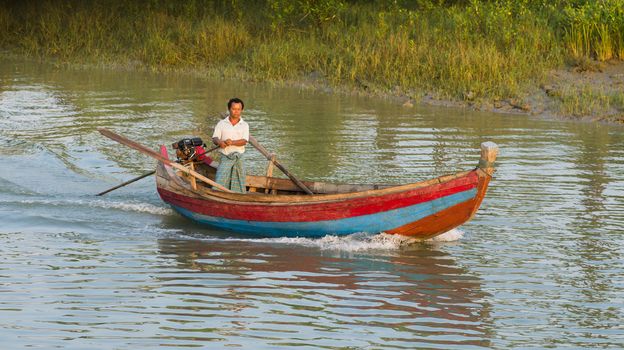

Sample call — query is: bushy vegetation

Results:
[0,0,622,105]
[561,0,624,61]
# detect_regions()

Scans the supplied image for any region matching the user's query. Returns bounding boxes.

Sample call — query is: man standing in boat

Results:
[212,98,249,193]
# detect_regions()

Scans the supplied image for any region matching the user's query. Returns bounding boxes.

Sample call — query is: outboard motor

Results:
[172,137,204,162]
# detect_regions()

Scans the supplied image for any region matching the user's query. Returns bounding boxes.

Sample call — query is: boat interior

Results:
[176,162,392,195]
[173,161,466,196]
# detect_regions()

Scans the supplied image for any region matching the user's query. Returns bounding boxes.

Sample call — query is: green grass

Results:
[550,84,624,120]
[0,0,622,106]
[562,0,624,62]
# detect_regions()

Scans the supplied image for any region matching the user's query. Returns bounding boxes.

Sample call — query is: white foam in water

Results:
[211,229,464,252]
[426,229,464,242]
[259,233,409,252]
[94,200,173,216]
[6,197,173,216]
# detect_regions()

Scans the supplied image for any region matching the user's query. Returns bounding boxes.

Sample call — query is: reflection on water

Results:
[154,238,491,348]
[0,57,623,348]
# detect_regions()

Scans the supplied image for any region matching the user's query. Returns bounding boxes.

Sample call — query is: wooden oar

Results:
[97,128,234,193]
[248,136,314,195]
[95,144,220,196]
[96,170,155,196]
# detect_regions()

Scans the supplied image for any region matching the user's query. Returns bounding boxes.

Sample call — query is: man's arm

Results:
[213,137,246,147]
[212,121,224,147]
[231,124,249,147]
[212,137,226,148]
[227,139,247,146]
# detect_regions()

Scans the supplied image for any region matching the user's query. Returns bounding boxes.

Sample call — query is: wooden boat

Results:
[97,127,497,239]
[154,141,498,239]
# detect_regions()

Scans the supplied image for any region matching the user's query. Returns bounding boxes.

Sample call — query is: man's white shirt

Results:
[212,117,249,155]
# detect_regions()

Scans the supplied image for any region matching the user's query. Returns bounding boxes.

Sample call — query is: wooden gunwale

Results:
[157,182,480,223]
[156,160,476,206]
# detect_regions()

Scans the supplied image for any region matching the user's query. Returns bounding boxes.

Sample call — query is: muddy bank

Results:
[278,60,624,125]
[5,53,623,125]
[418,61,624,125]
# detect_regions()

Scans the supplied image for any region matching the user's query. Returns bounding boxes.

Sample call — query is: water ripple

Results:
[0,57,623,349]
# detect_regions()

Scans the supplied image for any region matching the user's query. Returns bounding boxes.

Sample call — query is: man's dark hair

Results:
[228,98,244,110]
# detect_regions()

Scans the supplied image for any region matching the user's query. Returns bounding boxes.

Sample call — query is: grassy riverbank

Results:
[1,0,623,122]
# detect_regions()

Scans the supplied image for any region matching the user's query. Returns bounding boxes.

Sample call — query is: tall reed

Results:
[562,1,624,61]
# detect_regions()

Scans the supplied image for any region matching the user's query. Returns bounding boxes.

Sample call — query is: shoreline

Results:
[248,59,624,125]
[4,52,623,125]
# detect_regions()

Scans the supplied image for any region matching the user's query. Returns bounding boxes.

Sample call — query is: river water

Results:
[0,58,623,349]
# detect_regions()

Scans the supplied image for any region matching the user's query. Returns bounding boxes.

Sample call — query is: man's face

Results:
[229,102,243,119]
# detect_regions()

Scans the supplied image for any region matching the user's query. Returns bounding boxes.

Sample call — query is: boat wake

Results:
[1,197,173,216]
[427,229,465,242]
[259,233,417,251]
[88,199,173,215]
[0,176,39,196]
[193,229,464,252]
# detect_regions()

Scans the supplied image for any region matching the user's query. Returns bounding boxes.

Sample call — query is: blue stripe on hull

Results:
[169,188,477,237]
